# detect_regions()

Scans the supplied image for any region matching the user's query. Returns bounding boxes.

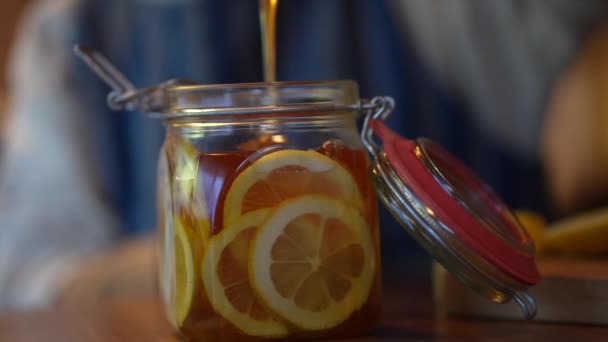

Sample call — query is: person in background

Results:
[1,0,607,309]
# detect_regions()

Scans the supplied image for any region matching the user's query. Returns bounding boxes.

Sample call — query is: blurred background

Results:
[0,0,30,126]
[1,0,608,316]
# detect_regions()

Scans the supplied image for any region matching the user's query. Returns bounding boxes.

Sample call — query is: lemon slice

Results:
[168,138,210,245]
[168,138,200,206]
[223,149,364,225]
[174,217,196,326]
[250,195,375,331]
[158,149,177,326]
[202,209,289,338]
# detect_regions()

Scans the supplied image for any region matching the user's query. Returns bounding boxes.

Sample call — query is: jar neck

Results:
[162,109,364,156]
[164,110,359,136]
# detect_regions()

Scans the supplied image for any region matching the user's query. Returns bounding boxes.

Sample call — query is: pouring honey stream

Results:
[259,0,279,82]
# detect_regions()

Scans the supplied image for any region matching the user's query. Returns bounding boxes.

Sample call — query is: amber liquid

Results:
[259,0,279,82]
[170,142,382,341]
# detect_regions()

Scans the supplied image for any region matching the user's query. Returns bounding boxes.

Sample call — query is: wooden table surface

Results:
[1,277,606,342]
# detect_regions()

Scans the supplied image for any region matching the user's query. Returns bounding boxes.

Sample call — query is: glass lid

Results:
[361,97,539,320]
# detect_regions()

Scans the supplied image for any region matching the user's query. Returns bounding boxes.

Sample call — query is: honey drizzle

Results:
[259,0,279,82]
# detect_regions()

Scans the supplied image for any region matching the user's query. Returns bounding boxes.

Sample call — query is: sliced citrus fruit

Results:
[158,149,177,326]
[160,143,209,327]
[250,195,375,331]
[202,209,289,338]
[173,217,196,327]
[167,138,210,244]
[177,206,211,247]
[167,137,200,206]
[223,149,364,225]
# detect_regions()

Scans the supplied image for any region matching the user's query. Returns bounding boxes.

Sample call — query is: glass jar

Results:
[73,45,540,341]
[156,81,382,340]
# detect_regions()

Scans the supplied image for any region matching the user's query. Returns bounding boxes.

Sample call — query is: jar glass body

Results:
[156,83,382,341]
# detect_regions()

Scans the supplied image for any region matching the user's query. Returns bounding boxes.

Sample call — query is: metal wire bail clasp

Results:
[361,96,396,156]
[73,44,198,113]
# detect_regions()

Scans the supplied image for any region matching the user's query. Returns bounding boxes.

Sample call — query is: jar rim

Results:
[115,80,363,119]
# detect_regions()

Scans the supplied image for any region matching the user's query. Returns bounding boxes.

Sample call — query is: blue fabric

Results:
[69,0,546,258]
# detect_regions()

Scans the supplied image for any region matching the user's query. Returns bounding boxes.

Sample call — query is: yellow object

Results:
[168,138,201,207]
[223,149,364,225]
[168,138,210,244]
[545,207,608,256]
[250,196,375,331]
[202,209,289,338]
[158,150,177,326]
[515,210,547,254]
[174,218,196,326]
[178,209,211,248]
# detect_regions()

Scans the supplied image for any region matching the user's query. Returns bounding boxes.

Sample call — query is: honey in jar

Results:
[153,86,384,340]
